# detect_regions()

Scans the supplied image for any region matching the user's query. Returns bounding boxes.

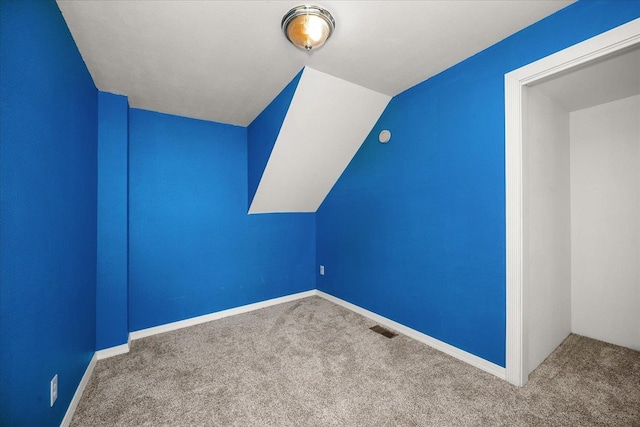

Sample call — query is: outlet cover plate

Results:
[50,374,58,407]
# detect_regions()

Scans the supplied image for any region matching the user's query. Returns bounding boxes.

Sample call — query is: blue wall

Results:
[247,70,302,209]
[96,92,129,350]
[0,1,98,425]
[316,0,640,367]
[128,109,315,331]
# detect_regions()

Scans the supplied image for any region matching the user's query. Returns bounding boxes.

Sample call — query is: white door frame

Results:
[504,18,640,387]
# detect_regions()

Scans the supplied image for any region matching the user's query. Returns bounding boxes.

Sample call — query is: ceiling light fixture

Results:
[282,5,335,52]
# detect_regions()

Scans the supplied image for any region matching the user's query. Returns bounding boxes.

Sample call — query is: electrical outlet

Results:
[50,374,58,407]
[320,265,325,275]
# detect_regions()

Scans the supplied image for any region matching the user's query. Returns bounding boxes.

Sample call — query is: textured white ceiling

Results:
[56,0,574,126]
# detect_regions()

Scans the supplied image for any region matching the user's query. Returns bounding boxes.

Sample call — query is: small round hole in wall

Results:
[379,130,391,144]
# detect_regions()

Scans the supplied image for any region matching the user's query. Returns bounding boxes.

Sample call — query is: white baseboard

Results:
[95,288,505,382]
[129,290,316,341]
[95,334,130,360]
[315,290,506,381]
[60,354,96,427]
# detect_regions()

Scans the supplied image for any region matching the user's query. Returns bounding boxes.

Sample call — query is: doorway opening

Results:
[504,18,640,387]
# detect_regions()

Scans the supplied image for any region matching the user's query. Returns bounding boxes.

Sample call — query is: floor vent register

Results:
[369,325,398,339]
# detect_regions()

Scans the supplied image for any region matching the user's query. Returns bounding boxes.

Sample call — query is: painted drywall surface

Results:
[128,109,315,331]
[526,88,572,374]
[247,70,302,210]
[316,1,640,367]
[249,67,391,213]
[96,92,129,350]
[0,1,98,425]
[570,95,640,350]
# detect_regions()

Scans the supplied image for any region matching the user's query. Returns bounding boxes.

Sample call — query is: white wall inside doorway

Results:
[526,88,572,375]
[525,74,640,376]
[570,95,640,351]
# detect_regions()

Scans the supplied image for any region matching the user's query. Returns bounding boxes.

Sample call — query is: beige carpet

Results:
[71,296,640,426]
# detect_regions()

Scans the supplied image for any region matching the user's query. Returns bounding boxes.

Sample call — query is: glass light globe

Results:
[282,6,335,52]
